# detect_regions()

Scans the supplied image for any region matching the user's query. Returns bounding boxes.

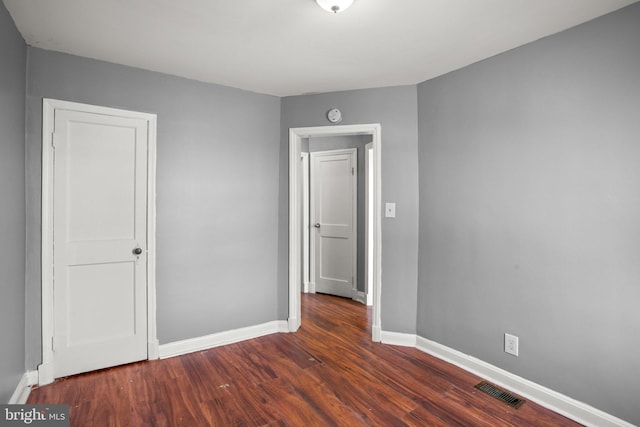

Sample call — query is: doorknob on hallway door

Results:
[133,247,143,255]
[314,223,321,228]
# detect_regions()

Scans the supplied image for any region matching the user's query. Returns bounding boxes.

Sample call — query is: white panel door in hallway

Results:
[310,149,357,298]
[49,104,152,379]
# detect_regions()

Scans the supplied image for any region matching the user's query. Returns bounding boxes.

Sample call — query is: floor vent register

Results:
[474,381,526,409]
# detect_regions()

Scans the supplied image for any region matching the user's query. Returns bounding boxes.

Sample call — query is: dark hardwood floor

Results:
[28,293,581,426]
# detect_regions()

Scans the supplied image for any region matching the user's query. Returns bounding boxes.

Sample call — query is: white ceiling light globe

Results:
[315,0,355,14]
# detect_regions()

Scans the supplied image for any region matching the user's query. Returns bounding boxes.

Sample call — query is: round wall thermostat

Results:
[327,108,342,123]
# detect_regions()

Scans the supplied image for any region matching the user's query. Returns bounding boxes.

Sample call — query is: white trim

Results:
[353,291,367,305]
[380,331,417,347]
[39,99,55,386]
[8,371,37,404]
[26,371,39,386]
[372,126,382,342]
[146,112,159,361]
[8,374,29,404]
[301,152,310,294]
[288,128,302,332]
[40,99,158,385]
[289,124,382,341]
[364,142,374,307]
[159,321,289,359]
[415,336,635,427]
[287,317,299,332]
[372,325,381,342]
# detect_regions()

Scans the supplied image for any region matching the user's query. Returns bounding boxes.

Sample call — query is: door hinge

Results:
[51,133,56,148]
[51,336,56,352]
[352,167,355,175]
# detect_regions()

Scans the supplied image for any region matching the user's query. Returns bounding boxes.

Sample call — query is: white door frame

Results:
[364,142,374,306]
[309,148,358,300]
[301,152,310,293]
[289,124,382,342]
[39,98,159,385]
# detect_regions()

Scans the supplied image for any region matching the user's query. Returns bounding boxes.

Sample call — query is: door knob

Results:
[133,247,143,255]
[314,223,321,228]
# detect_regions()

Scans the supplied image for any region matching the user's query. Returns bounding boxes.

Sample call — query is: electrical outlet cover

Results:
[505,333,519,356]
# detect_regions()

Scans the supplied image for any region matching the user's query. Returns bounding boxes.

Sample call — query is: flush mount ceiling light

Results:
[316,0,354,13]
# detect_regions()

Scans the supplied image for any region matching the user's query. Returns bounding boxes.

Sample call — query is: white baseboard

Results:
[414,336,634,427]
[380,331,417,347]
[288,316,300,332]
[159,320,289,359]
[9,371,38,404]
[276,321,290,333]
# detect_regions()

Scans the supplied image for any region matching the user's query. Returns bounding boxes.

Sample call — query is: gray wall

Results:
[0,2,26,402]
[280,86,420,333]
[24,48,281,369]
[417,3,640,425]
[5,3,638,423]
[308,135,372,294]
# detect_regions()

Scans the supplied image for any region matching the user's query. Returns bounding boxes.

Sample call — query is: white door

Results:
[310,149,357,298]
[51,106,150,378]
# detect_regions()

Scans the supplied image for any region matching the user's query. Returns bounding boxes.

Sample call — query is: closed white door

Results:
[310,149,357,298]
[51,107,149,378]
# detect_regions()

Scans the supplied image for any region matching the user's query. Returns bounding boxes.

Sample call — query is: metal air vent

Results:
[474,381,526,409]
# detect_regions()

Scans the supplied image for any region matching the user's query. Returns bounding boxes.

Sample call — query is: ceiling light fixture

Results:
[315,0,354,14]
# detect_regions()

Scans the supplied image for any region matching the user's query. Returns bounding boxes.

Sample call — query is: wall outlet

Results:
[505,333,519,356]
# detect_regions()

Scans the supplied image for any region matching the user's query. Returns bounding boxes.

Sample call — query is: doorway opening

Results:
[288,124,381,342]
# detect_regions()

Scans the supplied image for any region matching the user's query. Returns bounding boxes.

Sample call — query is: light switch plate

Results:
[385,203,396,218]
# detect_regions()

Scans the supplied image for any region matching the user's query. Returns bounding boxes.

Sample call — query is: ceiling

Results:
[3,0,637,97]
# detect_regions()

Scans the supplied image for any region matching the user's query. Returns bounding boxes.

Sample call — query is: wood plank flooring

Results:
[28,293,581,426]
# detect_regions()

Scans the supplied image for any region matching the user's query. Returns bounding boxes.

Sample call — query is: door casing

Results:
[302,152,310,293]
[39,98,159,385]
[365,142,374,306]
[289,124,382,342]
